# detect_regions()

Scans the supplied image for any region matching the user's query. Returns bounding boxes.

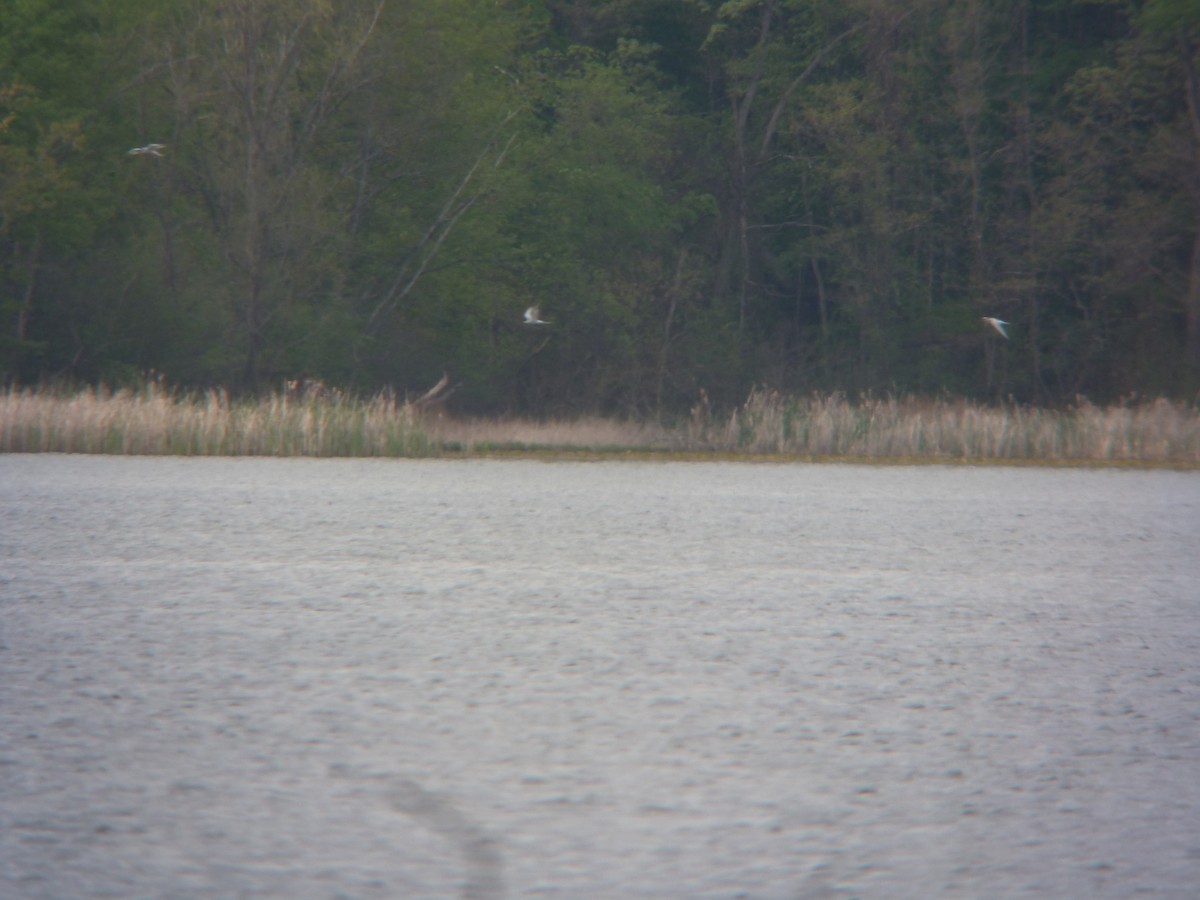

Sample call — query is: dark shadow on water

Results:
[330,765,505,899]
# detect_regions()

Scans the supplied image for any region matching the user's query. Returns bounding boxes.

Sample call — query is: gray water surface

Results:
[1,455,1198,898]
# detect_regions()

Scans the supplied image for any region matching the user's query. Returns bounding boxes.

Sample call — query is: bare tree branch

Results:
[758,19,869,158]
[367,109,521,327]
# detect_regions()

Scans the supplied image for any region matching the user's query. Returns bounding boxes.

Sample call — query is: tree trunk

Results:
[1187,228,1200,377]
[15,233,41,343]
[1180,36,1200,377]
[656,247,688,413]
[723,2,774,335]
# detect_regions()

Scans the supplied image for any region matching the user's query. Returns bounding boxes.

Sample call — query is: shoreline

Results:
[3,384,1199,467]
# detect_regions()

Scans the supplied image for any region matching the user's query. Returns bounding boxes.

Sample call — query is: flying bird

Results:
[982,317,1010,339]
[523,306,549,325]
[127,143,167,158]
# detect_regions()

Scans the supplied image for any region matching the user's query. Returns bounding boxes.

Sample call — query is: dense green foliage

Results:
[3,0,1199,413]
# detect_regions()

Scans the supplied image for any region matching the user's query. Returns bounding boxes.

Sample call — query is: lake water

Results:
[1,454,1198,899]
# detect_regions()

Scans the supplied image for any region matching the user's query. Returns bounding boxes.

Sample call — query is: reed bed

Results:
[0,384,433,457]
[2,383,1198,464]
[695,389,1200,464]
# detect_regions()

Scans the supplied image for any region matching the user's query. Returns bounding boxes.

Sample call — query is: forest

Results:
[2,0,1200,416]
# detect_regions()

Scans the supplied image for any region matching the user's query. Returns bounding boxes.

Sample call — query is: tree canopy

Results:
[2,0,1197,411]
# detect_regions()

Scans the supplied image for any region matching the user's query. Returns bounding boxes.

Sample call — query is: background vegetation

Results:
[3,0,1200,416]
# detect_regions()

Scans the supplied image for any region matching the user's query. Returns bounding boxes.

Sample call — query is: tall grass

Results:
[2,383,1198,464]
[0,383,433,457]
[691,389,1200,463]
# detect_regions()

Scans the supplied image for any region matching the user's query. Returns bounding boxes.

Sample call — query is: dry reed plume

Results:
[1,383,1198,464]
